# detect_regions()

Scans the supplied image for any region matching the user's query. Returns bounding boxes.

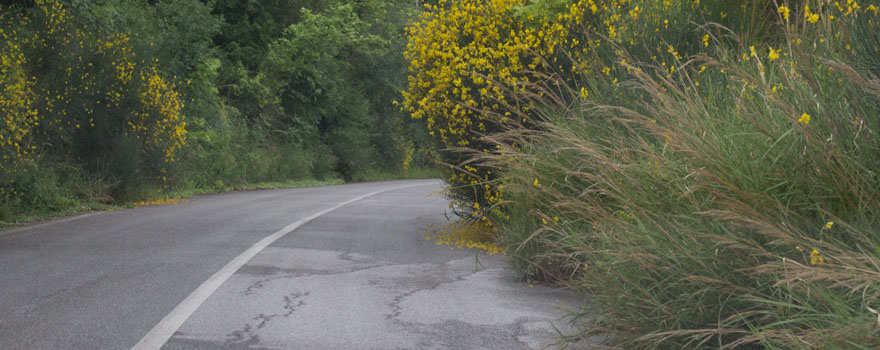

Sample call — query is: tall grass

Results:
[472,1,880,349]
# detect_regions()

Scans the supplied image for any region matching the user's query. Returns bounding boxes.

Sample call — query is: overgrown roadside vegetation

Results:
[1,0,435,225]
[405,0,880,349]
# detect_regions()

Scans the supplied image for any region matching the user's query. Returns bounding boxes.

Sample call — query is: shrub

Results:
[402,0,575,216]
[0,0,189,210]
[408,0,880,348]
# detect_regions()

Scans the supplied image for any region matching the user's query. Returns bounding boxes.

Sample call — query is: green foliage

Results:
[211,0,321,71]
[0,0,190,215]
[405,0,880,348]
[262,3,386,179]
[189,0,420,184]
[246,0,422,181]
[1,0,430,221]
[514,0,575,18]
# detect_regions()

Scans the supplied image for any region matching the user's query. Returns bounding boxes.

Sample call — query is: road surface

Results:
[0,179,591,349]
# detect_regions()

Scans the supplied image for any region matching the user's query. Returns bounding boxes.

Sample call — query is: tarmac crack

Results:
[237,261,427,296]
[225,291,309,346]
[253,291,308,329]
[385,265,501,321]
[242,276,292,296]
[511,319,535,349]
[227,323,259,346]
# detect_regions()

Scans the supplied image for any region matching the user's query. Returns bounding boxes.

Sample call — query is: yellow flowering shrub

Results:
[403,0,571,216]
[403,0,761,212]
[0,38,38,164]
[404,0,862,220]
[404,0,564,144]
[3,0,187,161]
[1,0,188,205]
[133,68,187,162]
[96,33,136,108]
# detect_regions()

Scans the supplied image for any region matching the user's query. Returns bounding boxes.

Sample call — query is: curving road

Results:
[0,179,591,350]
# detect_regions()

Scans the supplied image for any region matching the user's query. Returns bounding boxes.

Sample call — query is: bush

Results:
[0,0,188,214]
[407,0,880,348]
[402,0,575,216]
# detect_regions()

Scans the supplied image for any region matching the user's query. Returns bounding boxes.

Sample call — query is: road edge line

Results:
[130,182,434,350]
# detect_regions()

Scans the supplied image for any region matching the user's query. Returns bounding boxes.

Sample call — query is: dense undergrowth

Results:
[1,0,434,224]
[406,0,880,348]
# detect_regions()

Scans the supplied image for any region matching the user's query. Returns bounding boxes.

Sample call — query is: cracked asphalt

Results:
[0,179,594,349]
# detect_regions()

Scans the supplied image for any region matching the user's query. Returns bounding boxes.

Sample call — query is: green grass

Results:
[358,166,443,182]
[0,177,343,228]
[459,1,880,349]
[0,203,117,229]
[163,178,344,198]
[0,163,439,229]
[0,166,443,229]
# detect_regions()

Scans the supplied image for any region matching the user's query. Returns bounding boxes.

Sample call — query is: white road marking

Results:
[131,182,434,350]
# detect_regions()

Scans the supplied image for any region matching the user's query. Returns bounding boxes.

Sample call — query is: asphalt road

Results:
[0,179,591,350]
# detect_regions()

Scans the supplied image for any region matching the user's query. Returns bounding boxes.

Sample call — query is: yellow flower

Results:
[805,5,820,23]
[825,221,834,229]
[768,47,780,61]
[533,178,540,187]
[798,113,811,124]
[810,249,824,265]
[580,87,589,99]
[778,5,790,20]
